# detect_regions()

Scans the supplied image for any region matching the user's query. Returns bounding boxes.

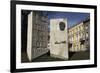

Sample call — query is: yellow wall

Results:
[68,22,86,52]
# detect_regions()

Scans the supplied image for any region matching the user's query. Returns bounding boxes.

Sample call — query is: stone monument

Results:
[49,18,68,60]
[27,11,49,61]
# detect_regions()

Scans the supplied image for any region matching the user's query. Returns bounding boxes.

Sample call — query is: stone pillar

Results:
[49,18,68,60]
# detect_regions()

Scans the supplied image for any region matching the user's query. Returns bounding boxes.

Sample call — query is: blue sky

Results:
[42,11,90,28]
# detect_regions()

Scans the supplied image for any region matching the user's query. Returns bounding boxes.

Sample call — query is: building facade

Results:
[27,11,49,61]
[68,18,90,52]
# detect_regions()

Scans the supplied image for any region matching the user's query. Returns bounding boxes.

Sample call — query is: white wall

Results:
[0,0,99,73]
[50,18,68,59]
[27,12,33,61]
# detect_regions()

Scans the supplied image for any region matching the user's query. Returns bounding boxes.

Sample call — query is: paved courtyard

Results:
[21,50,90,63]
